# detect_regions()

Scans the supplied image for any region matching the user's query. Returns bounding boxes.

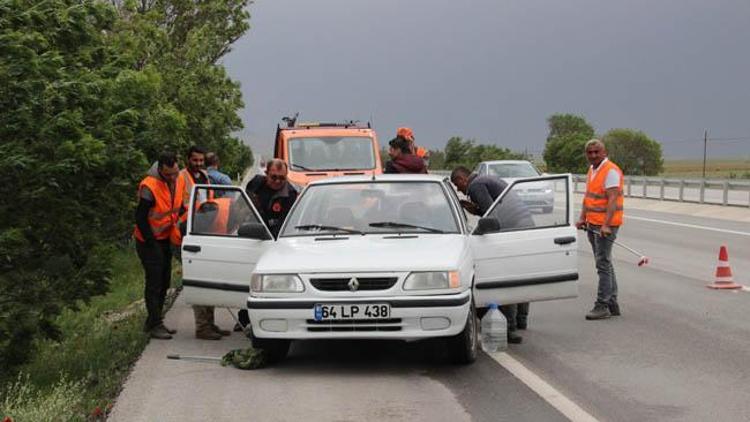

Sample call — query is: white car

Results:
[181,174,578,364]
[475,160,555,213]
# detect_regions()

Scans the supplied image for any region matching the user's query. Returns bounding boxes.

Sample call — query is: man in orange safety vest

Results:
[576,139,624,320]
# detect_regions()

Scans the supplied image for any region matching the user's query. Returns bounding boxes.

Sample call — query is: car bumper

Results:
[246,290,471,340]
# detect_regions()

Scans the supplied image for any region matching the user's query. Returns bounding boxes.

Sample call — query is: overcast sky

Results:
[223,0,750,160]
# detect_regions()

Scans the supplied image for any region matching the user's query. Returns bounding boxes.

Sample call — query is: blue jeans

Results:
[586,225,619,305]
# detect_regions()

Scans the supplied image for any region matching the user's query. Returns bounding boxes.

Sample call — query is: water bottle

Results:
[480,303,507,353]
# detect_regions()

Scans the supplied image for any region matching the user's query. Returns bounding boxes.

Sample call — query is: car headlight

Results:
[543,188,553,194]
[251,274,304,293]
[403,271,460,290]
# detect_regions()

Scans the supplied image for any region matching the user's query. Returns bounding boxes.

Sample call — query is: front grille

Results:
[305,318,403,332]
[310,277,398,291]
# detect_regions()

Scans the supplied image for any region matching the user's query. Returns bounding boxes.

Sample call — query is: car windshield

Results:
[281,181,459,236]
[288,136,376,171]
[488,162,539,178]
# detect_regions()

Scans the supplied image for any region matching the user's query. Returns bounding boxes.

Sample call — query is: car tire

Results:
[449,303,478,364]
[250,329,291,364]
[542,206,554,214]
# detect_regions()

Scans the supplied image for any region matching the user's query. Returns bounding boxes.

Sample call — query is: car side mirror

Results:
[474,217,501,235]
[237,223,272,240]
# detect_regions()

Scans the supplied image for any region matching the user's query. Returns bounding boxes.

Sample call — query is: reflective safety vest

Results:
[583,160,624,226]
[209,197,232,234]
[178,168,213,225]
[133,174,185,245]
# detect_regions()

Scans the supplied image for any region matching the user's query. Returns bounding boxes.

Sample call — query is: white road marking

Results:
[627,216,750,237]
[741,286,750,293]
[487,351,599,422]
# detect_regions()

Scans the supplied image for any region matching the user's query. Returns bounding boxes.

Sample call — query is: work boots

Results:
[608,301,621,317]
[585,303,612,320]
[149,325,173,340]
[212,324,231,336]
[196,327,222,340]
[507,331,523,344]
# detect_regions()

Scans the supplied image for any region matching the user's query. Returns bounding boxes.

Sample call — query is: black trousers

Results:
[136,239,172,331]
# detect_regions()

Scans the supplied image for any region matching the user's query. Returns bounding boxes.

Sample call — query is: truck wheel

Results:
[449,303,478,364]
[250,330,290,364]
[542,206,554,214]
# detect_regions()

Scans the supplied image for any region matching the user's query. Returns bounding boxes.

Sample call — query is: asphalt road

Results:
[111,202,749,421]
[514,206,750,421]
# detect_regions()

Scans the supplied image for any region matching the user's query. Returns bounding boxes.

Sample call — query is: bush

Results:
[1,374,85,422]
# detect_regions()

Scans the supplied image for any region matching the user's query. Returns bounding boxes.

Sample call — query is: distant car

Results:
[474,160,554,213]
[181,174,578,364]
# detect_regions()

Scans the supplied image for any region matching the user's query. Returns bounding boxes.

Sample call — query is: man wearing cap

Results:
[384,135,427,174]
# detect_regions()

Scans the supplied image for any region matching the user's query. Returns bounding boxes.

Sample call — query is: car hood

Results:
[256,234,467,273]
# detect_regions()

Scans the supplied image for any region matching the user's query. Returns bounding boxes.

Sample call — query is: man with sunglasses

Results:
[245,159,298,238]
[238,159,299,331]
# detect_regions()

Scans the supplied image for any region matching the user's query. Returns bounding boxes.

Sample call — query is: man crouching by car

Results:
[451,166,533,344]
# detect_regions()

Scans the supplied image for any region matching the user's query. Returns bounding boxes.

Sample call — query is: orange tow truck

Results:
[274,115,383,188]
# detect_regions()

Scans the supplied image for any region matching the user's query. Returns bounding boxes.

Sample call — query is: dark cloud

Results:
[224,0,750,159]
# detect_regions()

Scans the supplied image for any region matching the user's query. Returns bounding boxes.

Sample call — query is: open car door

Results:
[471,174,578,307]
[181,185,273,308]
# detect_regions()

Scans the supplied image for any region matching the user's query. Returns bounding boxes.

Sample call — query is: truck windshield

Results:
[288,137,376,171]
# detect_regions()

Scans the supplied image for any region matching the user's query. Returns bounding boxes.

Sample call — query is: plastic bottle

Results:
[480,303,507,353]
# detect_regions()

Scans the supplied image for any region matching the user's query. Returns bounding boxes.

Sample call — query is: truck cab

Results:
[273,119,383,188]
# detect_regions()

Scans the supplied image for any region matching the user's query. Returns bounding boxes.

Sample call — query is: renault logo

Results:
[348,278,360,292]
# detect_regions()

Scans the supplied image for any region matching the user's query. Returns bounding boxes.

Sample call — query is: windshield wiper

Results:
[291,163,315,171]
[369,221,445,234]
[295,224,363,235]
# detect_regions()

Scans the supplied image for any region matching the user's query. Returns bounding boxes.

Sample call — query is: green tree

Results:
[443,137,524,170]
[546,113,595,141]
[603,129,663,176]
[543,114,595,173]
[0,0,253,371]
[427,149,445,170]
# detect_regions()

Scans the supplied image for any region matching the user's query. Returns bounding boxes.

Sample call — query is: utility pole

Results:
[702,130,708,179]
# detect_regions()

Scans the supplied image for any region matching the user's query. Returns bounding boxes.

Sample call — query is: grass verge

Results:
[1,245,179,421]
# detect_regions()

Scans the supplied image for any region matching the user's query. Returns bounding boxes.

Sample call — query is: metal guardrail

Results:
[429,170,750,207]
[572,175,750,207]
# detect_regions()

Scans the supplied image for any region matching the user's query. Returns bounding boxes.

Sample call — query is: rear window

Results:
[288,136,375,171]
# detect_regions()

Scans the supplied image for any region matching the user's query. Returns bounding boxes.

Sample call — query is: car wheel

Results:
[250,329,290,364]
[449,302,478,364]
[542,206,554,214]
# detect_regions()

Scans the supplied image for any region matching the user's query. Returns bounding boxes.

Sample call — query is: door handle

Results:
[554,236,576,245]
[183,244,201,252]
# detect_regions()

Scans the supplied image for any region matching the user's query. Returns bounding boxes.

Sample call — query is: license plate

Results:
[313,303,390,321]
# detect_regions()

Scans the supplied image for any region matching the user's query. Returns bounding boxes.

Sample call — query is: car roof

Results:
[307,174,447,186]
[480,160,533,165]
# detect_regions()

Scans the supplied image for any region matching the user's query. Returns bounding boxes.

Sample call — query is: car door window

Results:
[484,177,568,232]
[191,186,265,237]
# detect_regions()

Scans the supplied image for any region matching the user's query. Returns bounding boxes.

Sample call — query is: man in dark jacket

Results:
[451,166,533,343]
[245,159,298,238]
[384,137,428,174]
[237,159,298,331]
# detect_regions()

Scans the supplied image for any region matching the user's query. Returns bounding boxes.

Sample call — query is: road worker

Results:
[384,137,427,174]
[576,139,624,320]
[180,146,231,340]
[133,151,185,340]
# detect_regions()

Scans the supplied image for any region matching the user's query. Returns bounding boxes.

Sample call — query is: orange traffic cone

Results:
[707,245,742,289]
